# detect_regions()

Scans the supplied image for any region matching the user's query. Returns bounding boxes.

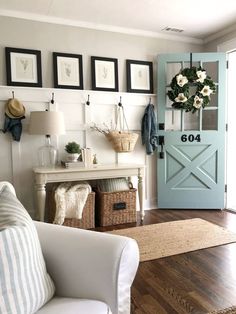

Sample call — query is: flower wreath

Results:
[167,67,216,113]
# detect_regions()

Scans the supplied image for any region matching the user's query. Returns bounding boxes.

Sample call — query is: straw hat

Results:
[5,98,25,119]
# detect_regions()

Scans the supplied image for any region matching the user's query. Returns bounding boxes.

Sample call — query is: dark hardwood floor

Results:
[96,209,236,314]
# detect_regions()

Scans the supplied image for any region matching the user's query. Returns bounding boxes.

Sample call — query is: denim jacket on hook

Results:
[2,114,25,141]
[141,104,158,155]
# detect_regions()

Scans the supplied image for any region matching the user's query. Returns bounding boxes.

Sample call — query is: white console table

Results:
[33,163,145,222]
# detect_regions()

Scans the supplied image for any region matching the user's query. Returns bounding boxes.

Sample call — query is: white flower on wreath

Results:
[196,70,207,83]
[193,95,203,109]
[176,74,188,87]
[200,85,213,97]
[175,93,188,103]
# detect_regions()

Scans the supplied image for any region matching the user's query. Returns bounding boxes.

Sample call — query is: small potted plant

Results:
[65,141,81,162]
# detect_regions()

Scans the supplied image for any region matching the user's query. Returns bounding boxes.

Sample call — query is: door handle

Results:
[158,136,164,146]
[159,123,165,130]
[158,136,165,159]
[160,145,164,159]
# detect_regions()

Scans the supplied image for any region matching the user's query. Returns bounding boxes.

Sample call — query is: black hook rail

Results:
[51,92,54,104]
[86,95,90,106]
[118,96,122,107]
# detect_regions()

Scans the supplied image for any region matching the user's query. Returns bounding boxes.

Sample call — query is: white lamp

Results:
[29,110,65,167]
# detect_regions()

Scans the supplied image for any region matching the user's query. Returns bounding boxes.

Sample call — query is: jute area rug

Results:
[110,218,236,262]
[209,306,236,314]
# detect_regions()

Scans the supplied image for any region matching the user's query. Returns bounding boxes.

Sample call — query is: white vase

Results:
[66,153,80,162]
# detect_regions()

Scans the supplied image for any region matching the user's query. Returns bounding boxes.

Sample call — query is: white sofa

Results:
[0,182,140,314]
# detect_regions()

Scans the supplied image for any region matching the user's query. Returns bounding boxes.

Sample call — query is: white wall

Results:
[209,35,236,211]
[0,16,203,218]
[204,29,236,52]
[0,16,203,91]
[204,31,236,211]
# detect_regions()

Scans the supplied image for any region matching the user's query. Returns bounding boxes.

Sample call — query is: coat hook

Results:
[118,96,122,107]
[51,92,54,104]
[86,94,90,106]
[12,91,15,99]
[149,97,152,104]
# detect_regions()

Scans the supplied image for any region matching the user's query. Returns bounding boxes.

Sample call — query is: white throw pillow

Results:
[0,185,55,314]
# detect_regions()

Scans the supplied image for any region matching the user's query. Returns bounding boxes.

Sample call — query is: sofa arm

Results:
[34,221,139,314]
[0,181,16,195]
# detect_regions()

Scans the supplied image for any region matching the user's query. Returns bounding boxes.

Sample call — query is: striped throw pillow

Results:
[97,178,130,192]
[0,185,55,314]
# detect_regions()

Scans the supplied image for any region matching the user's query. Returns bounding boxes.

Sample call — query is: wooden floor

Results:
[97,209,236,314]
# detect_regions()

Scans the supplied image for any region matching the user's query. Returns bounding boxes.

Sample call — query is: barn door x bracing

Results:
[157,53,226,209]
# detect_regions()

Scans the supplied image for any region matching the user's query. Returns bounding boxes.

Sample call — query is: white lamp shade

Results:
[29,111,65,135]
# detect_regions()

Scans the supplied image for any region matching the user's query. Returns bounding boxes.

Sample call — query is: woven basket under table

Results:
[48,191,95,229]
[96,188,137,226]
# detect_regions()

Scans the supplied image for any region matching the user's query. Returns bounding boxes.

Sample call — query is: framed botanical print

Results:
[53,52,84,89]
[91,56,118,92]
[5,47,42,87]
[126,59,153,93]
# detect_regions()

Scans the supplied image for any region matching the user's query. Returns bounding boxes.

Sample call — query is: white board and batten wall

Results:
[0,86,156,217]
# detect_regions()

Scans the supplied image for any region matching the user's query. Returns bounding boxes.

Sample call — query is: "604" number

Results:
[181,134,201,142]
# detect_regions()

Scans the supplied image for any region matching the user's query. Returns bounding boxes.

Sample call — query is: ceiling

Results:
[1,0,236,44]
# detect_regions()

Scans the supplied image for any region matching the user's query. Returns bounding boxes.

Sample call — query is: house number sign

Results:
[181,134,201,142]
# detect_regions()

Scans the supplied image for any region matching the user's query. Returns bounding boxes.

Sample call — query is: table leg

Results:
[35,183,46,221]
[138,174,145,220]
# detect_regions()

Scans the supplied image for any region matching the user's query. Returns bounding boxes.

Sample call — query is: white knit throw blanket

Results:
[53,182,92,225]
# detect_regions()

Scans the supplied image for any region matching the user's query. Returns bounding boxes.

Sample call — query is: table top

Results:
[33,163,145,174]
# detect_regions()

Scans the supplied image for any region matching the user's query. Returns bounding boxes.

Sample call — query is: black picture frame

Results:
[5,47,42,87]
[126,59,153,94]
[53,52,84,89]
[91,56,118,92]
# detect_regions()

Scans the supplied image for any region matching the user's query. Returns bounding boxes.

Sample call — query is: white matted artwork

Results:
[11,53,37,82]
[130,64,150,90]
[91,56,118,92]
[53,52,83,89]
[126,60,153,94]
[95,60,115,88]
[57,57,80,86]
[5,47,42,87]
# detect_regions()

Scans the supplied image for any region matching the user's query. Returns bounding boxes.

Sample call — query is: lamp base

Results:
[38,136,57,167]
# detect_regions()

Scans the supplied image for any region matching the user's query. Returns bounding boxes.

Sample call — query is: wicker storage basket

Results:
[96,188,137,226]
[105,131,139,153]
[48,189,95,229]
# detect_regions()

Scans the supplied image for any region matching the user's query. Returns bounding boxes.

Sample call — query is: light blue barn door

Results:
[157,53,226,209]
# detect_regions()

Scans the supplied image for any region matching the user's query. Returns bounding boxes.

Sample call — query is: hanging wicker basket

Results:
[105,131,139,153]
[106,103,139,153]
